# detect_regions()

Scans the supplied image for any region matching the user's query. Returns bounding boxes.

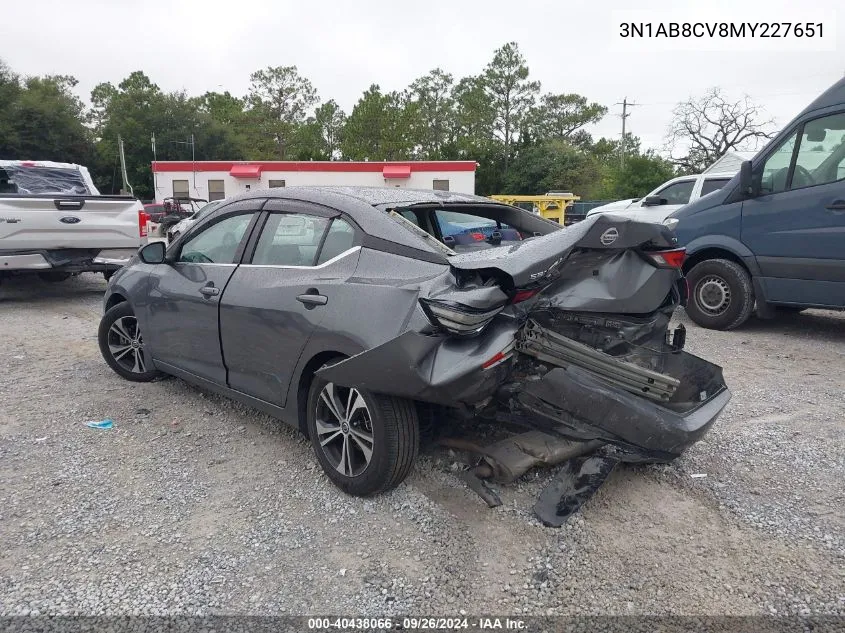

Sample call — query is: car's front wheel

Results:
[98,302,162,382]
[685,259,754,330]
[306,370,419,496]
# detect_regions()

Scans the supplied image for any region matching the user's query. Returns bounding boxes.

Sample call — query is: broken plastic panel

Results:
[0,165,92,195]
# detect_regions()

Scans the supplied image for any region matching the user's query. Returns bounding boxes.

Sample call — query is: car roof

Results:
[207,186,513,261]
[244,185,490,208]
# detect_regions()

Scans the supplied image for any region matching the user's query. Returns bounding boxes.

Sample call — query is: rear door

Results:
[741,110,845,306]
[144,200,262,383]
[219,199,362,406]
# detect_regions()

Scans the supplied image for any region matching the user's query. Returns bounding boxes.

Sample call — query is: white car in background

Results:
[166,200,223,242]
[586,172,736,223]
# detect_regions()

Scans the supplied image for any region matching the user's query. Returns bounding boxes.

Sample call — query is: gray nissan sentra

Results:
[99,186,730,510]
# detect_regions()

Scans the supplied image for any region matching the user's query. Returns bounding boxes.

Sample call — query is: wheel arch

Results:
[295,350,348,436]
[105,292,129,311]
[683,247,748,275]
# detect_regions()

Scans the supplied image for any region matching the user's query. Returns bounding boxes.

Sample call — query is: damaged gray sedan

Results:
[99,187,730,525]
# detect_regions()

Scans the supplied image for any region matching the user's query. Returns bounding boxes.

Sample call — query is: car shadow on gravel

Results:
[0,278,107,303]
[737,309,845,342]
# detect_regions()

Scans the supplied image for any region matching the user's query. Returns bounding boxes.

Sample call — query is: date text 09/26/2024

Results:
[307,617,527,630]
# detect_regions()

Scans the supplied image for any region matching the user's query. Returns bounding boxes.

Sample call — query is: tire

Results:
[38,271,71,282]
[97,302,162,382]
[685,259,754,331]
[306,366,419,496]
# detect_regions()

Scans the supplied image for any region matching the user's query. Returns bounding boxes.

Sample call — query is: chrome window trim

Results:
[240,246,361,270]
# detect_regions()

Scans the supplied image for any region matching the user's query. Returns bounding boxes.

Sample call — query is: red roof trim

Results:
[229,164,263,178]
[152,161,476,173]
[382,165,411,179]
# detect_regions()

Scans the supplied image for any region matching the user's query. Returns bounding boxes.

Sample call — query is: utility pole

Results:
[190,133,196,190]
[117,135,133,197]
[151,133,157,199]
[615,97,639,171]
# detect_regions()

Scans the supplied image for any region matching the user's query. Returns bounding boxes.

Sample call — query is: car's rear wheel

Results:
[98,302,162,382]
[306,370,418,496]
[685,259,754,330]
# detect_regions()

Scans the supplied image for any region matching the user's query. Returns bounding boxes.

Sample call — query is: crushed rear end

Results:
[318,213,730,524]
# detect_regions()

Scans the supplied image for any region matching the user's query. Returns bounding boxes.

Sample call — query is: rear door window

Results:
[316,219,356,265]
[251,214,331,267]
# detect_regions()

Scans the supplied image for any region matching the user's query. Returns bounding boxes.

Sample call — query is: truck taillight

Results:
[644,248,685,269]
[139,211,149,237]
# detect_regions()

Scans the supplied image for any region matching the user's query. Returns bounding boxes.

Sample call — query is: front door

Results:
[219,201,361,406]
[145,207,260,383]
[742,111,845,306]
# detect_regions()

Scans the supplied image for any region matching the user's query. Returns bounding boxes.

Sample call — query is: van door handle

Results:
[825,200,845,212]
[200,285,220,297]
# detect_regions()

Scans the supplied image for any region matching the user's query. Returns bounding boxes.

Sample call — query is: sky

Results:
[1,0,842,155]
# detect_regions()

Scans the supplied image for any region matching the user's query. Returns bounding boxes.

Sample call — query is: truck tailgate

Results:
[0,195,143,251]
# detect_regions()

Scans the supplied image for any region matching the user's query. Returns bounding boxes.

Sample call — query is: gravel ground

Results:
[0,273,843,617]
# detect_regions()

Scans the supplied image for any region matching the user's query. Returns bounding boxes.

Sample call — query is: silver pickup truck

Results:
[0,160,147,282]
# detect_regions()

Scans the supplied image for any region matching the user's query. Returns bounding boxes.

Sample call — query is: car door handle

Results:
[199,285,220,297]
[296,293,327,306]
[825,200,845,212]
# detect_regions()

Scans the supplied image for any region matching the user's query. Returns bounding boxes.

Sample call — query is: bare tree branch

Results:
[664,88,775,172]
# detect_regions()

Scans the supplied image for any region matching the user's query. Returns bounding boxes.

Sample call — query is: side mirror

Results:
[739,160,755,197]
[643,195,665,207]
[138,241,166,264]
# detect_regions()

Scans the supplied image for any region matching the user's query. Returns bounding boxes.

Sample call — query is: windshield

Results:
[0,166,92,195]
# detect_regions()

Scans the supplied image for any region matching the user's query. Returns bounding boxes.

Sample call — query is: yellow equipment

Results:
[489,194,581,224]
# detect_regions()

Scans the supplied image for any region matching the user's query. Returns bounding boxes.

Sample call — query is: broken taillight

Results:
[419,298,505,336]
[644,248,686,269]
[511,288,540,304]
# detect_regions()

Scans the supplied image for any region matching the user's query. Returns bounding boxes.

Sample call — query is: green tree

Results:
[341,85,414,160]
[246,66,319,159]
[505,140,595,195]
[0,68,94,165]
[528,93,607,140]
[90,71,245,198]
[482,42,540,175]
[408,68,454,159]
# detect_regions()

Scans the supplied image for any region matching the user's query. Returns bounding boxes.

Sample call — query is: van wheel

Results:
[306,368,419,496]
[686,259,754,331]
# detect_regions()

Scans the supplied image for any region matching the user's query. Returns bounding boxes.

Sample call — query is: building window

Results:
[268,179,286,188]
[433,179,450,191]
[172,180,189,198]
[208,180,225,201]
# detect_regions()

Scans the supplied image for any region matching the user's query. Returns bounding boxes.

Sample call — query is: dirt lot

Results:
[0,273,843,617]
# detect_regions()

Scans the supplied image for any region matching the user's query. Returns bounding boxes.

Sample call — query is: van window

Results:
[654,180,695,205]
[760,132,798,194]
[790,112,845,189]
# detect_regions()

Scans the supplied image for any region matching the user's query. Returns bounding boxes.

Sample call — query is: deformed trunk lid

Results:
[447,214,679,288]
